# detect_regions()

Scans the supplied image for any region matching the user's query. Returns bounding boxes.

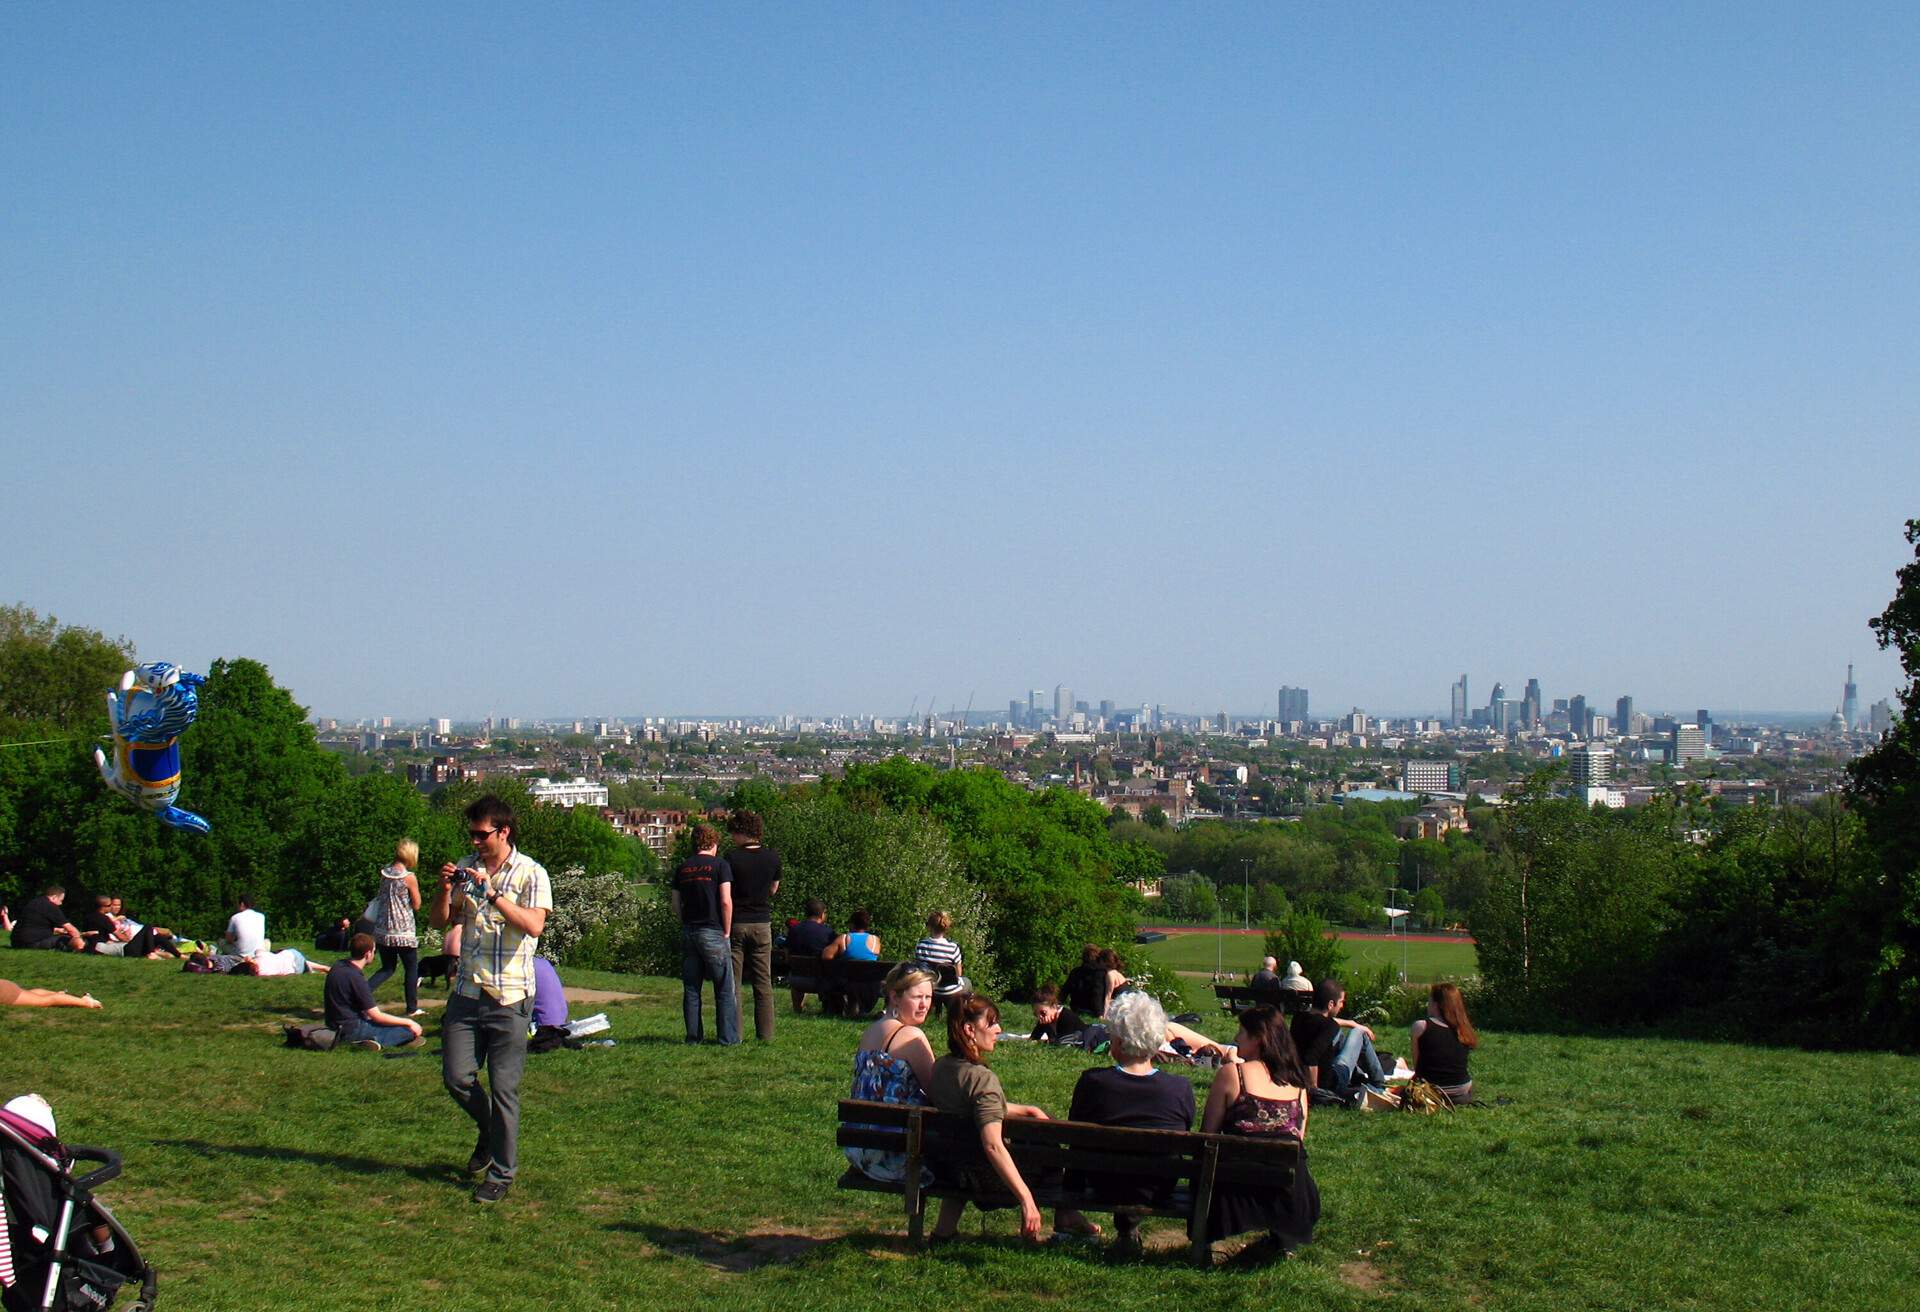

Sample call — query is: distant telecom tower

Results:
[1842,663,1860,730]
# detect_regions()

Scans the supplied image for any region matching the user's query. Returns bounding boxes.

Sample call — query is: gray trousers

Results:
[731,921,776,1041]
[443,989,532,1185]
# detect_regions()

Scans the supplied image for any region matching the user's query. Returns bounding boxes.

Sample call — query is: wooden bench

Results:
[835,1098,1298,1266]
[775,952,959,1015]
[1213,983,1315,1016]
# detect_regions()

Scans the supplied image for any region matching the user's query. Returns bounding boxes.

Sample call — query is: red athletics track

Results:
[1139,925,1474,945]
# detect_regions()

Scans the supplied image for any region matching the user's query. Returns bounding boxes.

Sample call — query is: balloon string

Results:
[0,736,106,750]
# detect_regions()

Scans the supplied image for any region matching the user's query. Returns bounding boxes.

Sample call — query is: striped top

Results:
[913,935,964,994]
[453,848,553,1007]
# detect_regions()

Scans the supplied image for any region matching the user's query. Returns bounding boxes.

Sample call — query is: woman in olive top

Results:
[927,994,1101,1244]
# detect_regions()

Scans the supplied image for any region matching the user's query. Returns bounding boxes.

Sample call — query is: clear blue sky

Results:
[5,4,1916,720]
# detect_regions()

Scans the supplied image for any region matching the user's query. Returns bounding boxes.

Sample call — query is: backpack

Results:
[283,1022,338,1051]
[1400,1078,1454,1115]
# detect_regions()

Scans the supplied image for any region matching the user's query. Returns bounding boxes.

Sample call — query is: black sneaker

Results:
[472,1179,510,1204]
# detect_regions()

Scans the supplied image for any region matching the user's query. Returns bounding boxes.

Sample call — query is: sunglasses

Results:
[468,828,500,841]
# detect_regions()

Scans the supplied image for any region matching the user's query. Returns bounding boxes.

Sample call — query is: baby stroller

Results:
[1,1105,156,1311]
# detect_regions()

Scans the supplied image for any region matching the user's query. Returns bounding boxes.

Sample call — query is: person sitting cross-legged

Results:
[1289,977,1388,1106]
[325,932,425,1051]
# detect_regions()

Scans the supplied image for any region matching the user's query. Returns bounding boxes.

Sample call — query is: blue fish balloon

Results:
[94,662,210,834]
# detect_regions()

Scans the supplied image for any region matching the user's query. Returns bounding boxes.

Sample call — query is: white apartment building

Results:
[528,776,609,808]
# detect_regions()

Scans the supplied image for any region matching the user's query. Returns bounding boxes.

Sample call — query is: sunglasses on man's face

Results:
[469,828,500,841]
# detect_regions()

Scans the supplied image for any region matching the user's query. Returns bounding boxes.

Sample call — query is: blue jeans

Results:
[339,1015,414,1048]
[681,926,740,1044]
[1325,1025,1388,1096]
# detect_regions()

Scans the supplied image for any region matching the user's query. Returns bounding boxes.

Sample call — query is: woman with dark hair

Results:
[1200,1003,1320,1256]
[1064,944,1111,1017]
[1408,981,1478,1105]
[825,909,882,1015]
[927,994,1101,1244]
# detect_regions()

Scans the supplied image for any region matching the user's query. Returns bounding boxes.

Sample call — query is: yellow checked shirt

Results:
[453,847,553,1006]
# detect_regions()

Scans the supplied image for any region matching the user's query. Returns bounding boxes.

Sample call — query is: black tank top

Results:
[1415,1019,1471,1088]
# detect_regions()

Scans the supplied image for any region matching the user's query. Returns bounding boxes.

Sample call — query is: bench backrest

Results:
[779,953,960,991]
[1214,983,1315,1015]
[836,1098,1298,1191]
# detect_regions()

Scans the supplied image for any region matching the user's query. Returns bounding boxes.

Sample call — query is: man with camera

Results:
[432,794,552,1204]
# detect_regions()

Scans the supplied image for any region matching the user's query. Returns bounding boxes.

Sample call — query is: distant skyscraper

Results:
[1488,682,1505,720]
[1523,678,1542,728]
[1008,699,1023,726]
[1569,745,1613,787]
[1450,674,1468,728]
[1870,698,1894,734]
[1099,699,1115,721]
[1277,686,1309,722]
[1696,709,1713,745]
[1842,664,1860,730]
[1673,723,1707,764]
[1568,695,1590,738]
[1615,696,1634,737]
[1054,684,1072,723]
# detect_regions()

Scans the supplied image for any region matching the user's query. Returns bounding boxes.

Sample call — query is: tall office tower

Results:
[1842,664,1859,729]
[1028,689,1044,727]
[1008,699,1023,726]
[1488,682,1505,719]
[1277,686,1310,722]
[1672,723,1707,763]
[1054,684,1072,723]
[1696,709,1713,745]
[1569,744,1613,787]
[1450,674,1468,727]
[1568,695,1589,738]
[1099,699,1115,721]
[1524,678,1542,728]
[1616,696,1634,736]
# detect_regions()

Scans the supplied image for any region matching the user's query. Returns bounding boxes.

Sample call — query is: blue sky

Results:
[5,4,1916,719]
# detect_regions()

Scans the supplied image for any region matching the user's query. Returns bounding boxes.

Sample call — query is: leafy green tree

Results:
[1264,909,1346,984]
[1848,516,1920,1041]
[0,604,135,732]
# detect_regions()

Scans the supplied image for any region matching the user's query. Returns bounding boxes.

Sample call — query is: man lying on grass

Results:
[325,932,425,1051]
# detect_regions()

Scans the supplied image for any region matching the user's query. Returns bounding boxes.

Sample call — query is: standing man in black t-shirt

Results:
[671,824,739,1045]
[724,811,782,1042]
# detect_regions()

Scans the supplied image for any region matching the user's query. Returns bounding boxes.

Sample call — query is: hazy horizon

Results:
[7,6,1915,718]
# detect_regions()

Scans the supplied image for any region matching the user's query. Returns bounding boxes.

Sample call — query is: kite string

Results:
[0,736,106,750]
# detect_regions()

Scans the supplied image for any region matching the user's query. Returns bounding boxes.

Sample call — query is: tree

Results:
[0,604,135,732]
[1848,517,1920,1042]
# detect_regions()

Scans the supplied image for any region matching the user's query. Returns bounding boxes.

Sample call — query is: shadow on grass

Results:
[608,1222,846,1271]
[156,1139,465,1187]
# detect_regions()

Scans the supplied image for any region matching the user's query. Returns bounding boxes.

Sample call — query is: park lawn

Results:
[1141,930,1479,982]
[2,951,1917,1312]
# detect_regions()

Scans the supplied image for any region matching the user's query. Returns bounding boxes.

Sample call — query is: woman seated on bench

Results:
[1200,1003,1320,1258]
[823,909,882,1016]
[1066,991,1195,1203]
[928,994,1102,1244]
[844,963,939,1183]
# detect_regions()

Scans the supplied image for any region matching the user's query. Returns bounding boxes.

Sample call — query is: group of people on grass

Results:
[838,948,1480,1260]
[670,812,971,1043]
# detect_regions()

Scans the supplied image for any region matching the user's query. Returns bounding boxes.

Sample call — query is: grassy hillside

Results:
[1,950,1914,1311]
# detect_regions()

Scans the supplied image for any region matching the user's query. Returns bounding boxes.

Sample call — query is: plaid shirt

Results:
[453,847,553,1006]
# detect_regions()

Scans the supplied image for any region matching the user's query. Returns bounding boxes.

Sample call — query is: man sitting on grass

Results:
[325,932,424,1051]
[1290,978,1388,1106]
[10,885,85,952]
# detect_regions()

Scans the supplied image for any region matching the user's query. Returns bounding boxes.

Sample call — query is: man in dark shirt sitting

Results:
[725,811,782,1042]
[783,899,836,1014]
[325,933,424,1051]
[1290,977,1388,1106]
[10,886,84,952]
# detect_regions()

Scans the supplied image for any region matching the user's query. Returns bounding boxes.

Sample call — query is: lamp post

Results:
[1386,887,1412,983]
[1241,858,1252,930]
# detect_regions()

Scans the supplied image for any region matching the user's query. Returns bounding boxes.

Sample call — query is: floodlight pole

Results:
[1241,858,1252,930]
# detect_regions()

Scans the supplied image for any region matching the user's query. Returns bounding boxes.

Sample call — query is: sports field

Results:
[1138,930,1478,982]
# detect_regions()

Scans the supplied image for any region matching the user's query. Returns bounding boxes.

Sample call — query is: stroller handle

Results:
[67,1144,123,1190]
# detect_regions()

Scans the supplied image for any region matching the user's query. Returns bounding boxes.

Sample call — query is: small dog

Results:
[417,954,457,988]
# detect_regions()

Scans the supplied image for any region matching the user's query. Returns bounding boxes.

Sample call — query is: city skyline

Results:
[6,7,1917,717]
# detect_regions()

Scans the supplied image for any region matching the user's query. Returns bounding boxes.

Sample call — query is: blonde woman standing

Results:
[368,839,424,1016]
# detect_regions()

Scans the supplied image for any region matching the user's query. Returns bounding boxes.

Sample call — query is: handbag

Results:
[1400,1079,1454,1115]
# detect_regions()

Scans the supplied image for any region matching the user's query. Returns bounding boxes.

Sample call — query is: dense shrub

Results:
[1263,909,1347,985]
[542,869,657,972]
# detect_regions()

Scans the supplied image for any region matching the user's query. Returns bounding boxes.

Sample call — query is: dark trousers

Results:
[681,926,740,1044]
[730,921,776,1041]
[442,990,532,1185]
[369,944,420,1013]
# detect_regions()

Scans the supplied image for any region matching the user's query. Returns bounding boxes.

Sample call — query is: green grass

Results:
[4,951,1918,1311]
[1140,931,1479,983]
